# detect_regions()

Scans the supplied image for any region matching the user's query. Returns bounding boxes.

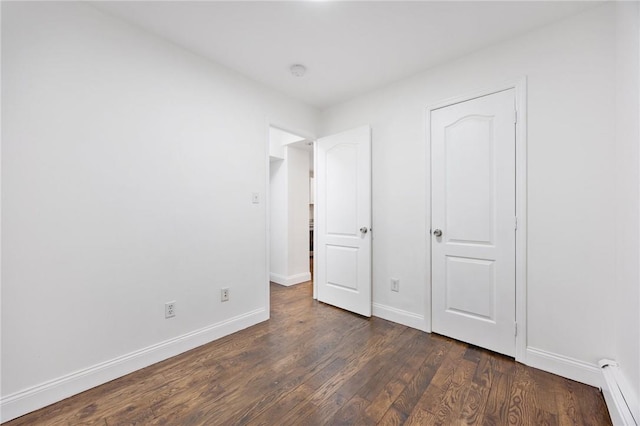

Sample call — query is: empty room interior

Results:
[2,1,640,425]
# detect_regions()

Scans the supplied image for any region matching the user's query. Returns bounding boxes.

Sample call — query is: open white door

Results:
[316,126,371,317]
[431,89,516,357]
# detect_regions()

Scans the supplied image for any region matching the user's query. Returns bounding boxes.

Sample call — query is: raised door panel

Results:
[445,256,496,322]
[326,144,358,236]
[445,116,495,246]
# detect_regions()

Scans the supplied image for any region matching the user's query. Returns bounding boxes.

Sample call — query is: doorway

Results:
[268,126,314,288]
[267,125,374,318]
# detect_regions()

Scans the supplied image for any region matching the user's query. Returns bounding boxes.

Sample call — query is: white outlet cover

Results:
[165,301,176,318]
[391,279,400,292]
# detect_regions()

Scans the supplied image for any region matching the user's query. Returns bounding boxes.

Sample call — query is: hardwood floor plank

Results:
[556,378,587,426]
[389,338,449,416]
[248,383,315,426]
[290,322,409,424]
[429,340,467,389]
[413,340,472,417]
[424,358,477,424]
[459,382,490,424]
[325,395,370,426]
[247,360,346,425]
[536,408,560,426]
[325,327,424,424]
[529,368,561,415]
[362,379,408,423]
[404,408,437,426]
[5,281,611,426]
[357,329,435,402]
[473,351,497,388]
[505,364,537,425]
[377,406,408,426]
[478,370,512,425]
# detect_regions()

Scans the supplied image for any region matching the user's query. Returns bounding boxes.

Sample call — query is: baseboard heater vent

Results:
[599,359,638,425]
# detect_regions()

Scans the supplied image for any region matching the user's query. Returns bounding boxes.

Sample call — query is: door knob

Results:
[433,229,442,237]
[360,227,368,234]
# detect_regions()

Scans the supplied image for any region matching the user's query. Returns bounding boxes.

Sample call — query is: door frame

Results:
[425,77,528,362]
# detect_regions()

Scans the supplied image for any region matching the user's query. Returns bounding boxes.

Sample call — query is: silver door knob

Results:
[360,227,368,234]
[433,229,442,237]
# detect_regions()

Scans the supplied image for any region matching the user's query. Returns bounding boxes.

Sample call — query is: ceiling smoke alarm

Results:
[290,64,307,77]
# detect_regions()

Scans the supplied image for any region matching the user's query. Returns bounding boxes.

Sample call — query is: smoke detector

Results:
[290,64,307,77]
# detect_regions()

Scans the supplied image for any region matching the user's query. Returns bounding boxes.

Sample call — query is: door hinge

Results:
[515,322,518,337]
[514,110,518,124]
[515,216,518,230]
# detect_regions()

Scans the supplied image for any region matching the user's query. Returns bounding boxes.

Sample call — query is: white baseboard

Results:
[0,308,268,423]
[524,347,602,388]
[599,360,639,425]
[270,272,311,286]
[372,303,427,332]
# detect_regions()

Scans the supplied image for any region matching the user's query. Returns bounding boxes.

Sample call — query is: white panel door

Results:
[316,126,371,317]
[431,89,516,357]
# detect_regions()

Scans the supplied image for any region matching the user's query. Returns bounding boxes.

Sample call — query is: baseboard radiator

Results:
[599,359,638,425]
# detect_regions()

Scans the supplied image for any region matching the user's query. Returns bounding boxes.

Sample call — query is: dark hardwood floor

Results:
[5,281,610,425]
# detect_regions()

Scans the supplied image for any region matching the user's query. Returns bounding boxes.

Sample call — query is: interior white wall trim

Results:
[268,122,316,144]
[425,77,528,361]
[0,308,268,423]
[372,303,427,332]
[312,142,318,301]
[264,123,272,320]
[269,272,311,286]
[0,3,4,418]
[600,360,639,426]
[525,347,602,388]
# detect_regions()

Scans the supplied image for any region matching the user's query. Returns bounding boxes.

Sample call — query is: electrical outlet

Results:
[221,288,230,302]
[165,301,176,318]
[391,278,400,292]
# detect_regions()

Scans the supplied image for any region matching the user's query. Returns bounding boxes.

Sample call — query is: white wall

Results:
[614,2,640,417]
[269,126,304,160]
[269,159,288,278]
[1,2,317,420]
[320,3,631,385]
[269,139,310,286]
[287,146,310,279]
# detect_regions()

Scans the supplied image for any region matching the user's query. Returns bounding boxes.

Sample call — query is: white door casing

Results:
[316,126,372,317]
[431,89,517,357]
